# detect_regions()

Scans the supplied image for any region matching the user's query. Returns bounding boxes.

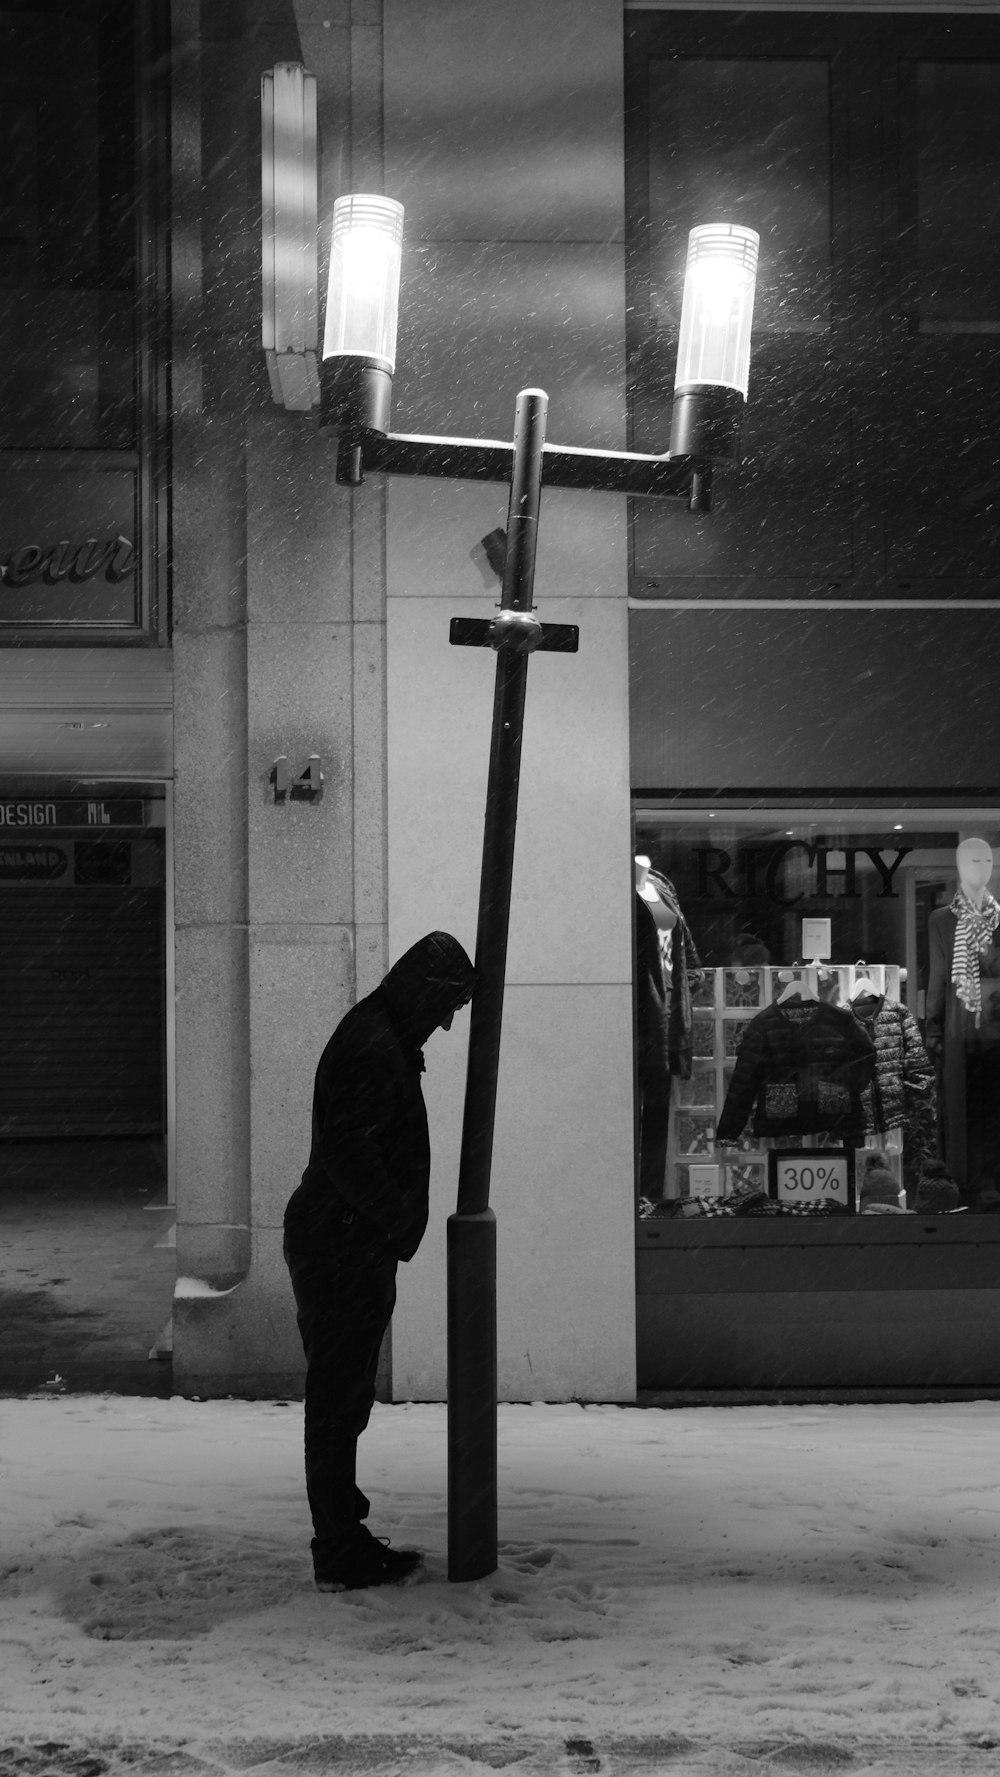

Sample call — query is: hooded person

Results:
[283,931,475,1592]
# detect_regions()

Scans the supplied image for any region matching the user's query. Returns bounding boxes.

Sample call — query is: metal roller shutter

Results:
[0,886,165,1136]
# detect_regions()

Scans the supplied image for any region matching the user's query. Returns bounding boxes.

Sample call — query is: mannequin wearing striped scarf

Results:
[952,889,1000,1024]
[926,837,1000,1194]
[951,839,999,1025]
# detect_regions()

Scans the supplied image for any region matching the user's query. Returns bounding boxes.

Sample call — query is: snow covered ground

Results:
[2,1394,1000,1766]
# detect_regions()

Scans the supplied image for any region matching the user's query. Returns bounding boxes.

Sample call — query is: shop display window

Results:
[634,805,1000,1224]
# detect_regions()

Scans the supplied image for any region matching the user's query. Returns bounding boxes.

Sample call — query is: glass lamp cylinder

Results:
[669,223,759,464]
[323,193,403,370]
[320,194,403,439]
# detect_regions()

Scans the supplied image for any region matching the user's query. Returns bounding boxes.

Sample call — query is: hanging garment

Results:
[716,999,876,1144]
[926,906,1000,1191]
[847,993,935,1137]
[634,873,702,1081]
[949,887,1000,1024]
[634,875,703,1198]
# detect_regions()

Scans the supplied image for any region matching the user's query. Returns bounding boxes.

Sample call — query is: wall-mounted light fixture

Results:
[320,193,404,448]
[261,63,320,412]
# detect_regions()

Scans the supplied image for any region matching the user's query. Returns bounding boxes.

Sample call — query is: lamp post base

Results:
[446,1208,498,1581]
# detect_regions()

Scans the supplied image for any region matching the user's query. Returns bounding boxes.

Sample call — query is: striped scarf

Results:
[951,888,1000,1025]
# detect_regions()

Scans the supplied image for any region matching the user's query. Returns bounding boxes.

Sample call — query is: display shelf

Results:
[663,964,902,1202]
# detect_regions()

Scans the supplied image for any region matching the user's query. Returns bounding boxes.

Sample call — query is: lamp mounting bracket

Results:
[449,615,579,655]
[335,428,711,503]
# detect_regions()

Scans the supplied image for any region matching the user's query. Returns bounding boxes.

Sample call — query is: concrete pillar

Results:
[382,0,636,1401]
[170,0,635,1400]
[170,0,385,1394]
[169,0,254,1346]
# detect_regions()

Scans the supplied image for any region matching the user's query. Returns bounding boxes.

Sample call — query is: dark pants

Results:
[638,1065,672,1199]
[283,1218,398,1556]
[966,1047,1000,1196]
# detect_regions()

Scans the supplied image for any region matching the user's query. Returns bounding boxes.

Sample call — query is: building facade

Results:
[5,0,1000,1400]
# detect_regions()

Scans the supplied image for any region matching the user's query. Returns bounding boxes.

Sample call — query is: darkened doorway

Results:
[0,792,173,1393]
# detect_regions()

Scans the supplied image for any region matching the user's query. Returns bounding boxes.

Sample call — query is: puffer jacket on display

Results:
[716,999,877,1144]
[847,993,935,1135]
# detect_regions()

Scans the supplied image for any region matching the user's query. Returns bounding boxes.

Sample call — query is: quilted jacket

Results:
[717,999,876,1144]
[846,993,935,1135]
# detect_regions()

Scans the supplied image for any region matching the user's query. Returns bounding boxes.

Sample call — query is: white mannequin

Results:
[635,854,678,933]
[956,837,995,910]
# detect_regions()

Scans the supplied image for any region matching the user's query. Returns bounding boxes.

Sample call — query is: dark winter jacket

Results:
[847,993,935,1135]
[284,931,475,1262]
[635,872,702,1079]
[717,999,876,1144]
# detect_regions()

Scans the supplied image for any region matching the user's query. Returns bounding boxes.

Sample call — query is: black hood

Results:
[381,931,475,1049]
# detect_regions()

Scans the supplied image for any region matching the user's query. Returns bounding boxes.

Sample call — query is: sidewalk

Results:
[0,1734,997,1775]
[0,1139,174,1394]
[2,1394,1000,1774]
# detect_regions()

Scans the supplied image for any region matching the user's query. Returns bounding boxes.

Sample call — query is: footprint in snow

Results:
[550,1580,610,1613]
[717,1644,771,1665]
[500,1542,564,1574]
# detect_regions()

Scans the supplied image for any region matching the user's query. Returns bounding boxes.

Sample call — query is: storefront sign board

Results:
[0,464,139,628]
[0,800,145,828]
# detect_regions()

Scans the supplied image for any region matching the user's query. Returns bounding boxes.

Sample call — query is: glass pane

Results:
[634,52,848,588]
[635,809,1000,1218]
[0,5,136,447]
[914,61,1000,330]
[647,57,832,334]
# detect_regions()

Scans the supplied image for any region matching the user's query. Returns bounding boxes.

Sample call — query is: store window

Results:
[634,807,1000,1221]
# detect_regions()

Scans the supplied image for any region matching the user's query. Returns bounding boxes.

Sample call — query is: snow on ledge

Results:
[174,1275,240,1299]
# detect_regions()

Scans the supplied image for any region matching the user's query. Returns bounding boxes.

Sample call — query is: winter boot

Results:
[313,1524,423,1592]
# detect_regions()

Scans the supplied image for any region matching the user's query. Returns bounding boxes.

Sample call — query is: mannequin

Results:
[925,837,1000,1198]
[633,855,701,1199]
[636,855,679,953]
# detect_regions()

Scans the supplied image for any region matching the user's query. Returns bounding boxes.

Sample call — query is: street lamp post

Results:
[446,385,553,1583]
[319,195,759,1583]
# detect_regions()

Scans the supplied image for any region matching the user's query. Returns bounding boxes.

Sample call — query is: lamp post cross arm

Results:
[450,616,579,655]
[337,428,711,503]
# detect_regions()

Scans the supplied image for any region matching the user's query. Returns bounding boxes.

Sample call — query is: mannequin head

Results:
[634,854,677,929]
[956,837,994,908]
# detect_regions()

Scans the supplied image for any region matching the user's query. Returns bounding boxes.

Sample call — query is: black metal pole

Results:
[447,388,548,1583]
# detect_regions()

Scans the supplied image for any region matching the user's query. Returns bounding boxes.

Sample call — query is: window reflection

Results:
[648,56,832,334]
[913,61,1000,331]
[0,4,136,448]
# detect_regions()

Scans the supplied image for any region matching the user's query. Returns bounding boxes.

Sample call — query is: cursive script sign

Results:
[1,535,137,588]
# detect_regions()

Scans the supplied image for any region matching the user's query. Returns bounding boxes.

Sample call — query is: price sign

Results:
[768,1147,855,1209]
